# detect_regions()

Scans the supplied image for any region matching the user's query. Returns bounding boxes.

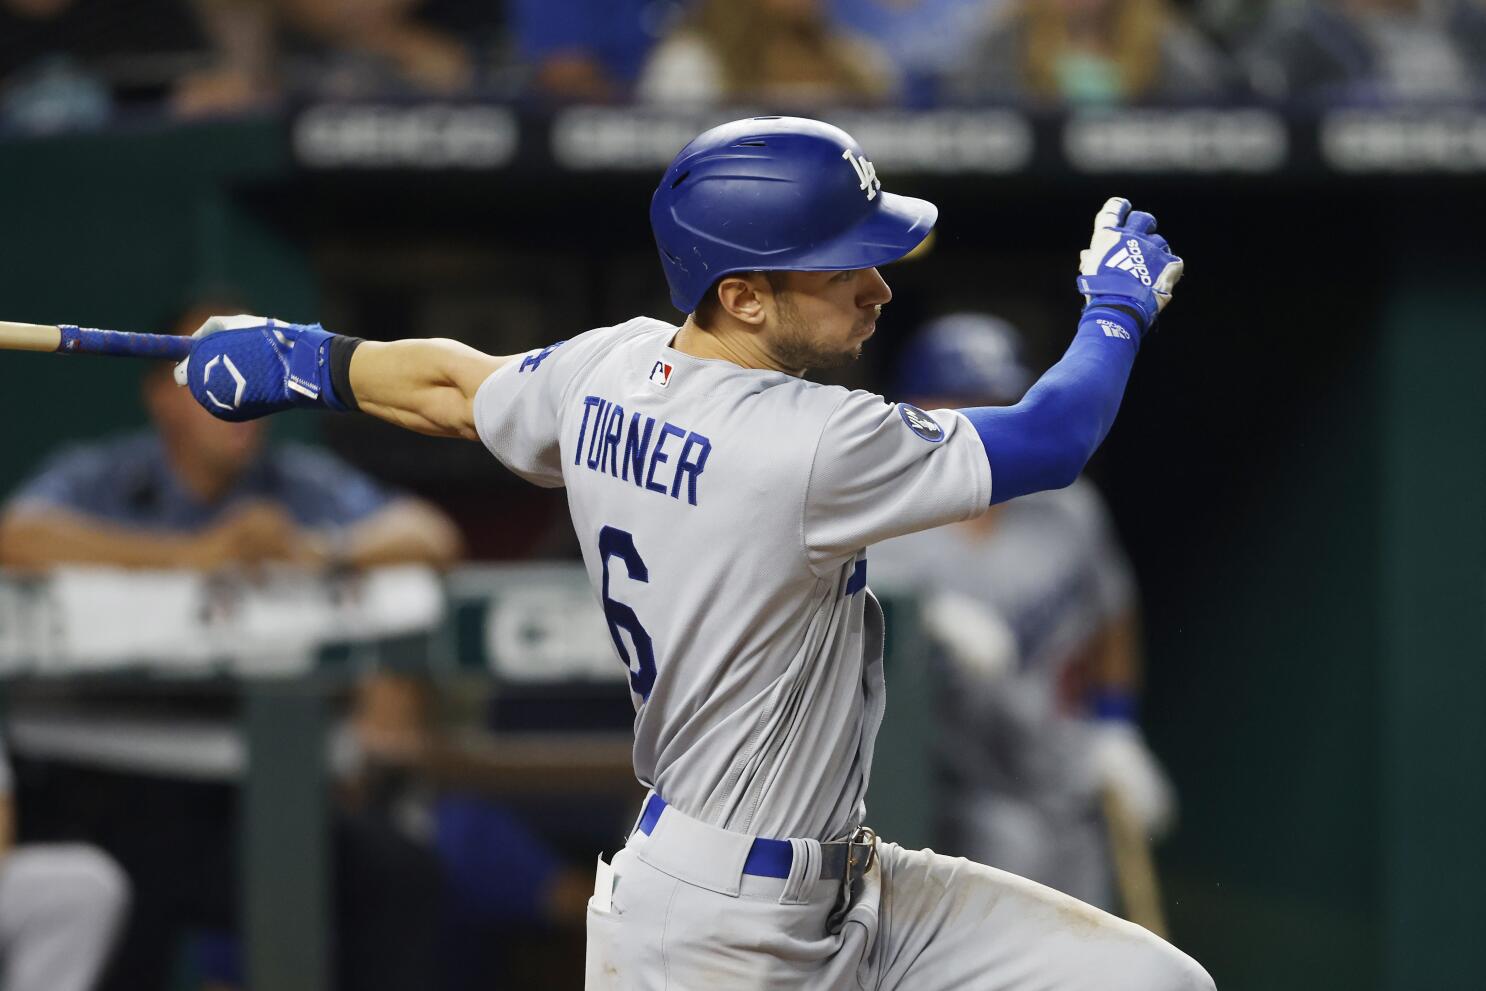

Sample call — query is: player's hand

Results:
[173,315,350,422]
[1076,197,1183,337]
[187,503,323,569]
[1085,720,1178,839]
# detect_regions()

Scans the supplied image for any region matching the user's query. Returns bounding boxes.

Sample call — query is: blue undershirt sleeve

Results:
[961,306,1141,505]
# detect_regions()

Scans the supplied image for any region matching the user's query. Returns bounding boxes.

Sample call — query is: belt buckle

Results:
[827,826,878,935]
[846,826,877,883]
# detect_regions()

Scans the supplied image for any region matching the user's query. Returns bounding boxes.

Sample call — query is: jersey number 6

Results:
[598,526,657,700]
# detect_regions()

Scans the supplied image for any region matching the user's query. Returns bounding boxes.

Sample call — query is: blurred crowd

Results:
[3,0,1485,132]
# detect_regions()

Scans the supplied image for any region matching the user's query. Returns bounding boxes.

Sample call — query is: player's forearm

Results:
[0,510,207,569]
[335,499,465,569]
[346,339,510,441]
[962,306,1140,504]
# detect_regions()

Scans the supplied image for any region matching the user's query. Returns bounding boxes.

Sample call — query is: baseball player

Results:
[171,116,1208,989]
[872,313,1175,912]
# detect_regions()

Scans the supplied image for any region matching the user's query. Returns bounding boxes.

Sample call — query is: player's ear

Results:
[717,275,766,326]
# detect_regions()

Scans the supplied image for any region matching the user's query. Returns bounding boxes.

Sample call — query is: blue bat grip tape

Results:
[59,325,192,361]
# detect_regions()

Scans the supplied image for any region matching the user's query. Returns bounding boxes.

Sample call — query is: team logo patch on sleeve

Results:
[518,340,566,373]
[898,404,945,443]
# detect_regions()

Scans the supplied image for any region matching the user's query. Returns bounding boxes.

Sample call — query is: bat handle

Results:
[58,325,192,361]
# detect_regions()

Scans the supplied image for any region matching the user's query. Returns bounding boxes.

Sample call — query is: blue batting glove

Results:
[172,315,350,422]
[1075,197,1184,337]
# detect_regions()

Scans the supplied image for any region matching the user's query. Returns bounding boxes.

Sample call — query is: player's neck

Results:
[672,318,804,377]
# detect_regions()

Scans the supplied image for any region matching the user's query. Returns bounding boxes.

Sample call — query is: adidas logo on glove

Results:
[1104,238,1153,287]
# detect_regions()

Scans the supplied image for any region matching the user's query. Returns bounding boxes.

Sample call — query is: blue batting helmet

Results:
[650,117,938,313]
[894,313,1034,405]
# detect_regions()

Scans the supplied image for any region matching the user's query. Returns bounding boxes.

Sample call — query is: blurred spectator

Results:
[948,0,1231,106]
[171,0,278,118]
[176,0,500,118]
[0,0,206,131]
[827,0,1003,104]
[275,0,475,97]
[1187,0,1269,41]
[0,305,463,571]
[0,738,128,991]
[637,0,899,106]
[872,314,1175,912]
[1242,0,1486,103]
[512,0,684,103]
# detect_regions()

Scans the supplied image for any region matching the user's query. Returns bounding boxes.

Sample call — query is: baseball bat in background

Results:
[1103,787,1170,938]
[0,321,191,361]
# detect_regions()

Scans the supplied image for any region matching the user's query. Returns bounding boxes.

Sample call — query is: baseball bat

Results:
[0,321,190,361]
[1102,787,1170,938]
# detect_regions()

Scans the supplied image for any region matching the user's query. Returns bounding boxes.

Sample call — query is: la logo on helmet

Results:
[842,149,881,201]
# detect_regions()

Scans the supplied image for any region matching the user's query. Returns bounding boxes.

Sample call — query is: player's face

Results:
[765,268,891,370]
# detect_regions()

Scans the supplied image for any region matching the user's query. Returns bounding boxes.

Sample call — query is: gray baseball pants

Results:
[586,798,1213,990]
[0,844,129,991]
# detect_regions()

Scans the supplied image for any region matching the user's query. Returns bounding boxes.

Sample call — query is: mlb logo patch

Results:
[649,360,674,387]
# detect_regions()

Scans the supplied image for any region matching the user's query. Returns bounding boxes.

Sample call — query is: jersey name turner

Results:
[576,394,711,506]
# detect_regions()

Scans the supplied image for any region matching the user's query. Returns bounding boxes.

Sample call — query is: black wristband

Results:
[328,335,365,411]
[1099,303,1144,327]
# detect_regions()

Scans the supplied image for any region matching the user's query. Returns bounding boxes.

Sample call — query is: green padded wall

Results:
[1379,270,1486,991]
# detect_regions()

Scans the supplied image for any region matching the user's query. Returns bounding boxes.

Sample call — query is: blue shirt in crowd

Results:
[510,0,686,85]
[830,0,998,103]
[5,431,393,531]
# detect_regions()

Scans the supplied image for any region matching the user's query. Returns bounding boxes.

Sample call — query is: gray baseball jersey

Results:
[473,316,991,841]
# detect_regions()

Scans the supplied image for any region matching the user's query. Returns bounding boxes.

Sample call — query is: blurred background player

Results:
[871,313,1175,912]
[0,737,128,991]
